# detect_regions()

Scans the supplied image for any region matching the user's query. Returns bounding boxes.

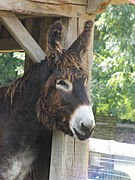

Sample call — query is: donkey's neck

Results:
[23,60,51,103]
[2,60,52,152]
[7,60,51,107]
[8,60,52,136]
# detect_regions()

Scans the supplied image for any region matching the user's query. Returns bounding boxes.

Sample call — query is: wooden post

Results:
[86,0,110,14]
[49,17,94,180]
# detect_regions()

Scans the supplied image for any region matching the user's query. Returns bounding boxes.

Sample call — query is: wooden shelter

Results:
[0,0,133,179]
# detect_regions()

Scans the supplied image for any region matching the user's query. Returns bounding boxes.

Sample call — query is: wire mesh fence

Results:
[88,139,135,180]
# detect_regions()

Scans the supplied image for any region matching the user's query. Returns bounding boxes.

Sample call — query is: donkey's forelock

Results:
[53,52,89,81]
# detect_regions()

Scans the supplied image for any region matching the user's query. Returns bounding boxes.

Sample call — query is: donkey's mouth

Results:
[73,127,93,141]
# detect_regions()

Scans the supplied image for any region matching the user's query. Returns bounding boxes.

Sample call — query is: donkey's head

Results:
[37,20,95,140]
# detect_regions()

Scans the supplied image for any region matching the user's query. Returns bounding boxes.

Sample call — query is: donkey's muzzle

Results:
[70,105,95,141]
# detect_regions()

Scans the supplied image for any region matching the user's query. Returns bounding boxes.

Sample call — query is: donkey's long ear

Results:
[47,21,63,58]
[66,20,94,61]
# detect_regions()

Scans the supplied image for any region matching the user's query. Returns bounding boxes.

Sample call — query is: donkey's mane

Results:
[0,86,7,100]
[4,61,46,105]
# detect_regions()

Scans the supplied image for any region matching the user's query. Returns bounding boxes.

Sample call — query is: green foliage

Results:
[92,4,135,122]
[0,52,24,86]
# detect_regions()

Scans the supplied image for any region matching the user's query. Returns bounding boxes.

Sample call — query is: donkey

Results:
[0,20,95,179]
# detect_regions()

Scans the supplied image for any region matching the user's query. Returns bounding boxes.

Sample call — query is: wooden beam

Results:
[111,0,129,4]
[87,0,129,14]
[28,0,87,5]
[0,0,89,18]
[0,12,46,63]
[87,0,110,14]
[0,38,22,52]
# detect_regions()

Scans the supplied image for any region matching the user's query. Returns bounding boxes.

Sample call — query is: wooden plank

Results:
[0,0,88,18]
[30,0,129,4]
[87,0,110,14]
[50,131,84,180]
[87,0,129,14]
[87,0,102,14]
[111,0,129,4]
[0,38,22,52]
[0,12,46,63]
[49,17,94,180]
[28,0,87,5]
[92,115,117,140]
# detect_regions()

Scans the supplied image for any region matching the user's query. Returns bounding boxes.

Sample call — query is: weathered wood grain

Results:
[111,0,129,4]
[28,0,87,5]
[0,0,88,18]
[0,13,46,63]
[87,0,129,14]
[87,0,110,14]
[0,0,130,20]
[92,115,117,140]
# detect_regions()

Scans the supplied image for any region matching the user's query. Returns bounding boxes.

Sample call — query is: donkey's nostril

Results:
[81,122,90,131]
[81,120,95,132]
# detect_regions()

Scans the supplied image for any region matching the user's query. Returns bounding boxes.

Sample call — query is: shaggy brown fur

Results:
[3,20,94,136]
[37,70,73,135]
[5,62,43,105]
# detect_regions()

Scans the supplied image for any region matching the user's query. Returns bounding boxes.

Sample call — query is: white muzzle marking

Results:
[69,105,95,139]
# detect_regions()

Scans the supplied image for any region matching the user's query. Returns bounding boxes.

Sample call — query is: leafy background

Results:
[92,4,135,122]
[0,52,24,85]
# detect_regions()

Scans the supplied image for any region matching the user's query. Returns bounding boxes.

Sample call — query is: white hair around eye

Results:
[56,79,73,92]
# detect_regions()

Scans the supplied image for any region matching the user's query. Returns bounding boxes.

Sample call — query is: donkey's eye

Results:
[57,80,67,86]
[56,79,72,91]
